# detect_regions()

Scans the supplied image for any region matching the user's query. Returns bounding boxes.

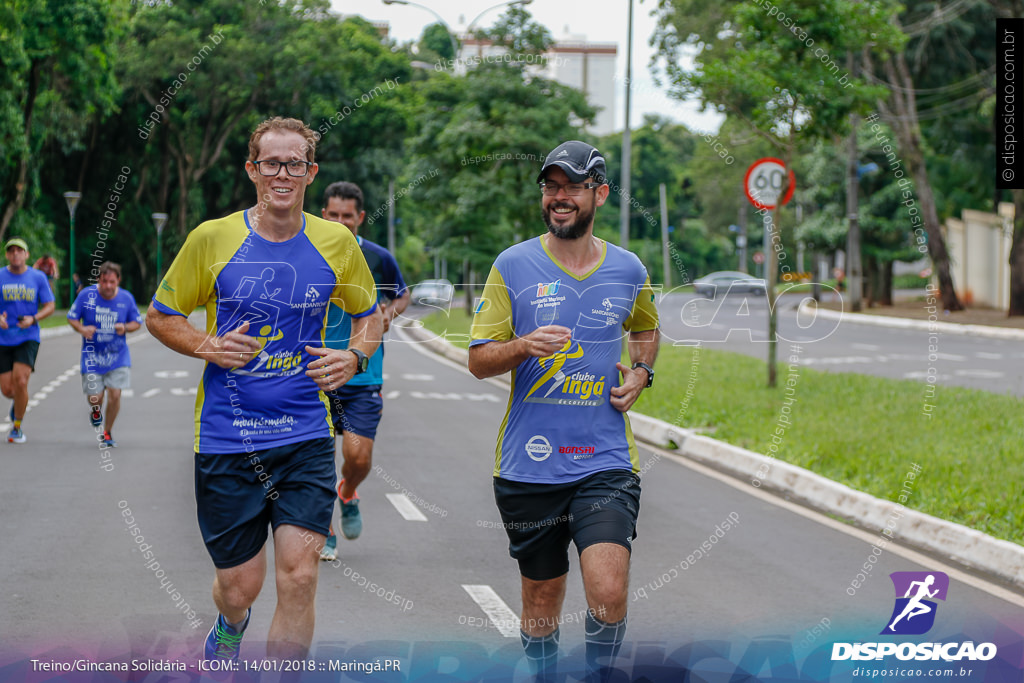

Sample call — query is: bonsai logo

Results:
[881,571,949,635]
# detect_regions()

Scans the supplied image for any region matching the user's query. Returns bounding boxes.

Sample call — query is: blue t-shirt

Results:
[152,211,378,453]
[0,267,55,346]
[324,236,407,386]
[67,286,142,375]
[470,236,659,484]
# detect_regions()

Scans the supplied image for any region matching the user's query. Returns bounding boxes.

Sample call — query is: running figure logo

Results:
[881,571,949,635]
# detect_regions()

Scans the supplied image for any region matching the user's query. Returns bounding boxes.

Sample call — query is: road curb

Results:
[801,300,1024,341]
[398,318,1024,589]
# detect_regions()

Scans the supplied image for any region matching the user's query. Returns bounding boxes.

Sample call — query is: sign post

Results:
[744,158,794,388]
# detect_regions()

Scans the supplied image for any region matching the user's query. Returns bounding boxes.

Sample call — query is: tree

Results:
[652,0,902,384]
[401,61,595,307]
[418,23,456,62]
[799,131,921,306]
[0,0,121,240]
[474,6,553,56]
[597,115,700,244]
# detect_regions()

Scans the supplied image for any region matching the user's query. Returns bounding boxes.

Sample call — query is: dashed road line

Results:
[461,585,520,638]
[386,493,428,521]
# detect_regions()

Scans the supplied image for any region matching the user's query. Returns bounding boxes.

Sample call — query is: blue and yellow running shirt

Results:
[470,236,659,484]
[323,235,407,387]
[152,211,378,453]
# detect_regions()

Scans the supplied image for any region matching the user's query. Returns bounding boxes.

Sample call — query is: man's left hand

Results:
[16,315,34,330]
[609,362,648,413]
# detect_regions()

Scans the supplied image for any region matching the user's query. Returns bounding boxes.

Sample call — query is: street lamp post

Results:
[620,0,634,249]
[152,213,169,287]
[63,192,82,306]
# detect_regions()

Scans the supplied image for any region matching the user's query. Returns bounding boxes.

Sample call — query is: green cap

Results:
[5,238,28,252]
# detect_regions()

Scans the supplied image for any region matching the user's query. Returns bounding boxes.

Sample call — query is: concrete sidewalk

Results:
[397,318,1024,591]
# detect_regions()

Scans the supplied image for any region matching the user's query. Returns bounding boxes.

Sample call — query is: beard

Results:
[542,201,595,240]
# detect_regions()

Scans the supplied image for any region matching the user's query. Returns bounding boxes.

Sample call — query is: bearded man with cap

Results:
[0,237,55,443]
[469,141,660,681]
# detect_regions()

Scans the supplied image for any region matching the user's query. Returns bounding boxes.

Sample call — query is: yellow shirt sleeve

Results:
[624,276,659,332]
[470,265,514,343]
[152,215,246,319]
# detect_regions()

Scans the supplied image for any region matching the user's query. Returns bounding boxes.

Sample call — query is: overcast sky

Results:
[330,0,725,134]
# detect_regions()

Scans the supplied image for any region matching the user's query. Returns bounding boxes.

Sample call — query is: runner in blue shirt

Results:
[67,262,142,447]
[0,237,55,443]
[146,117,381,662]
[318,181,409,560]
[470,141,659,681]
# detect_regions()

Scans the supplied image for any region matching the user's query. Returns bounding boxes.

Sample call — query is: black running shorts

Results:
[492,469,641,581]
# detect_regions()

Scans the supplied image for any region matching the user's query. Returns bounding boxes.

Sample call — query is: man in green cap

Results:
[0,238,55,443]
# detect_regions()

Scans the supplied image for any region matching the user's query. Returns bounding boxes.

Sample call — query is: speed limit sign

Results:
[744,158,795,209]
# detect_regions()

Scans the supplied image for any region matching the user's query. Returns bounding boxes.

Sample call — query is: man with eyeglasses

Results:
[469,141,659,682]
[147,117,381,661]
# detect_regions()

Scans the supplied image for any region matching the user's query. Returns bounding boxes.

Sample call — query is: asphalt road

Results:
[656,292,1024,396]
[0,321,1022,682]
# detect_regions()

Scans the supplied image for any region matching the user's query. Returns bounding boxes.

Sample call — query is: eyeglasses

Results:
[253,160,312,177]
[539,181,601,197]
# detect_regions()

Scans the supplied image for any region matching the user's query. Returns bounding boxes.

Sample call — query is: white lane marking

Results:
[645,444,1024,609]
[170,387,198,396]
[935,352,966,361]
[386,493,428,521]
[851,343,881,351]
[384,390,401,400]
[401,373,435,381]
[142,388,161,398]
[902,371,952,380]
[32,392,46,401]
[121,389,134,398]
[462,585,520,638]
[410,391,464,401]
[953,369,1005,379]
[465,393,501,402]
[800,356,876,365]
[155,370,189,379]
[975,352,1002,360]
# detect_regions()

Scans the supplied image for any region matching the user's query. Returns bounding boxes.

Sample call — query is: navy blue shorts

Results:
[493,469,641,581]
[195,437,336,569]
[325,384,383,440]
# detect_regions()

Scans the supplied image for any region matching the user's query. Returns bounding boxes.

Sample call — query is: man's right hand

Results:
[519,325,572,358]
[81,325,97,340]
[200,320,263,369]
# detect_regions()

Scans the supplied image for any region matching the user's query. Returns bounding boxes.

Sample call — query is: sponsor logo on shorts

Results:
[525,435,552,461]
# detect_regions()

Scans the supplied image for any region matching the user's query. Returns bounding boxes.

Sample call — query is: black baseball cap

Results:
[537,141,607,185]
